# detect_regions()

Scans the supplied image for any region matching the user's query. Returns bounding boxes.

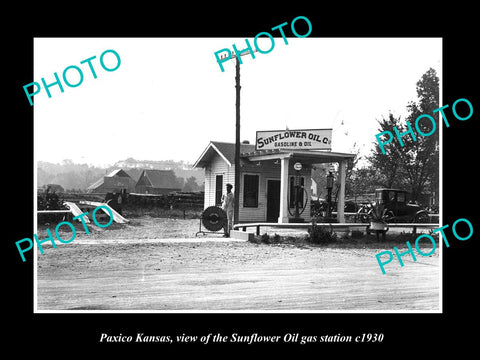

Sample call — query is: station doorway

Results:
[266,179,281,222]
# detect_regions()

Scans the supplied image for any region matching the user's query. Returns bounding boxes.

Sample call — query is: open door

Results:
[266,179,281,222]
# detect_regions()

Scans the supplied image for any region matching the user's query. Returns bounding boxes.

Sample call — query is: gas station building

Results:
[193,129,355,223]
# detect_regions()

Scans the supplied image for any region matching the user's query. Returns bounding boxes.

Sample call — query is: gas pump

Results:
[288,162,307,223]
[325,165,335,222]
[326,170,334,217]
[294,174,301,218]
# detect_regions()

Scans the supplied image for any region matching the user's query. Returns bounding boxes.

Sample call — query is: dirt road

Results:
[36,218,440,311]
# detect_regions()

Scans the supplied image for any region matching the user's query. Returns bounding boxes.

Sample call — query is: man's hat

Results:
[226,183,233,189]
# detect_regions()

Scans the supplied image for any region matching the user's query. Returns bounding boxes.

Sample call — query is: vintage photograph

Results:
[33,37,442,312]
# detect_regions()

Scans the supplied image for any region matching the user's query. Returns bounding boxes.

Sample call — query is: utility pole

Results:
[234,57,241,225]
[219,48,257,225]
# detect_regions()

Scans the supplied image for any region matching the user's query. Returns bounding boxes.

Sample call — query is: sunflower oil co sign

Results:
[255,129,332,151]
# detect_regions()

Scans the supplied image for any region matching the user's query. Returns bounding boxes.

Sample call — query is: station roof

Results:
[242,148,355,165]
[193,141,355,168]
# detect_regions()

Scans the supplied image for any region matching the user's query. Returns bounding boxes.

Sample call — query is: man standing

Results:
[222,183,234,237]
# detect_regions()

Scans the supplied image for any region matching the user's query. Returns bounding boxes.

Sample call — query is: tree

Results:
[367,67,439,204]
[183,176,200,192]
[397,68,439,202]
[368,113,407,188]
[349,167,384,198]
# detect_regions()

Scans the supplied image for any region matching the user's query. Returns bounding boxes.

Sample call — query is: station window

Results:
[215,175,223,206]
[243,174,259,207]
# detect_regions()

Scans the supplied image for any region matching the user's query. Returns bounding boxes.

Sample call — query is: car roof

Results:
[376,188,408,192]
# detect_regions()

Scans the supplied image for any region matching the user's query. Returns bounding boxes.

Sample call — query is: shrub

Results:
[259,233,281,244]
[351,230,364,238]
[261,233,270,243]
[306,223,337,244]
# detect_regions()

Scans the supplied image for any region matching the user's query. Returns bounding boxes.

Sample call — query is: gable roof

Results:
[86,177,104,191]
[106,169,132,178]
[86,168,134,191]
[138,169,181,189]
[193,141,255,168]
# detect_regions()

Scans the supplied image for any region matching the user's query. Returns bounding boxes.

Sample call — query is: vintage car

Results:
[310,198,358,218]
[358,188,430,223]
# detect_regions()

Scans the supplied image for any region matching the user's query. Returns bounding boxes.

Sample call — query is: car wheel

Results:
[383,210,395,223]
[359,212,370,223]
[414,212,429,223]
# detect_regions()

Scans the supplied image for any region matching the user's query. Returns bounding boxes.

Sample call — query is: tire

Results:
[357,207,371,223]
[201,206,227,232]
[383,210,395,223]
[414,212,429,223]
[359,212,370,223]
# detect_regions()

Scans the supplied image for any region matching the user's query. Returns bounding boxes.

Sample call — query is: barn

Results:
[193,135,355,224]
[134,169,182,194]
[86,169,136,194]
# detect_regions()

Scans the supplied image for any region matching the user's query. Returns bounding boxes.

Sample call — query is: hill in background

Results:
[37,158,204,192]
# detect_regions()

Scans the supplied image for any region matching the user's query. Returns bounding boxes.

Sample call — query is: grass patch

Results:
[248,228,439,250]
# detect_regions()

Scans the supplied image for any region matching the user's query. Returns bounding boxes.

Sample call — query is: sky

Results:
[34,37,441,167]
